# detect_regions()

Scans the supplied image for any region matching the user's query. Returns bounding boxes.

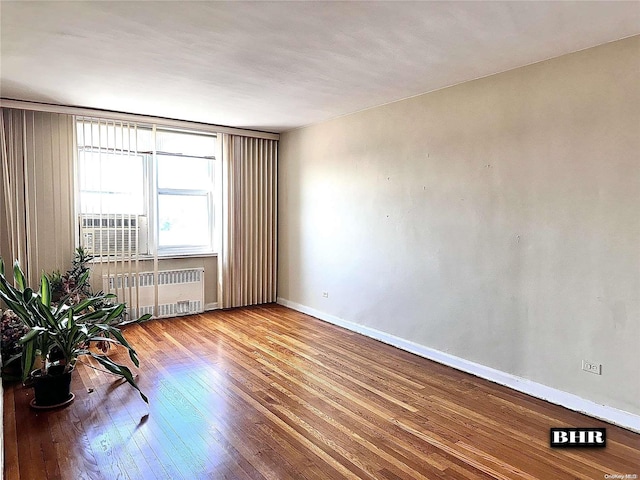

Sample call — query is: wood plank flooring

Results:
[3,304,639,479]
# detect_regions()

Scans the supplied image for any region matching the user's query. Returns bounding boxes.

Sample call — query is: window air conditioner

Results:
[79,214,149,256]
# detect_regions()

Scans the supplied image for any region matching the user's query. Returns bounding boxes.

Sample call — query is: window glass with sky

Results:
[76,119,216,257]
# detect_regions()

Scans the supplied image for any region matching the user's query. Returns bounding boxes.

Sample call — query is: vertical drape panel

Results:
[219,134,277,308]
[0,109,29,276]
[0,108,74,286]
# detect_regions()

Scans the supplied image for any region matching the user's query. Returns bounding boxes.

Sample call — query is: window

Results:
[76,119,216,257]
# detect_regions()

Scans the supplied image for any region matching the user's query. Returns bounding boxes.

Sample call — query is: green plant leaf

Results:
[4,352,22,366]
[34,300,59,330]
[0,265,22,297]
[22,339,35,382]
[88,336,119,344]
[22,287,34,304]
[41,273,51,308]
[70,297,99,314]
[19,327,44,344]
[78,270,90,287]
[139,313,152,322]
[116,313,152,328]
[76,309,108,322]
[101,326,140,367]
[89,352,148,403]
[13,261,26,290]
[0,294,31,322]
[105,303,126,321]
[65,308,74,328]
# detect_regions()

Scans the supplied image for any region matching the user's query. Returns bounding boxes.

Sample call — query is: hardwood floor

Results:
[3,304,639,479]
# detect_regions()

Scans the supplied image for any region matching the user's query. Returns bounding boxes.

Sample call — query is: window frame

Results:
[75,120,217,259]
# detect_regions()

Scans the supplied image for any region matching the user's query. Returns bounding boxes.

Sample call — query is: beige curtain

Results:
[219,134,277,308]
[0,109,28,275]
[0,108,75,286]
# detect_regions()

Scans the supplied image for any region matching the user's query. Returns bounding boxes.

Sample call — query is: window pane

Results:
[158,194,210,247]
[80,193,144,214]
[156,130,215,158]
[78,151,145,214]
[157,155,213,190]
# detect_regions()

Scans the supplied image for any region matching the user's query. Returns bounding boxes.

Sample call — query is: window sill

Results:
[88,253,218,263]
[159,252,218,260]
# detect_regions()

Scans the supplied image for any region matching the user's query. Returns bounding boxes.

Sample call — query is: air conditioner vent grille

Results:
[82,217,138,228]
[79,214,148,256]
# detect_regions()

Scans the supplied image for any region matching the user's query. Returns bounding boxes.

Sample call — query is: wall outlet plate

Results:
[322,292,329,298]
[582,360,602,375]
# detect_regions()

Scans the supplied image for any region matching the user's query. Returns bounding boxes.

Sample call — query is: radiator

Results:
[103,268,205,319]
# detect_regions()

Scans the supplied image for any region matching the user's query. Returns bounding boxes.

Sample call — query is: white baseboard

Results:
[277,297,640,433]
[205,302,219,311]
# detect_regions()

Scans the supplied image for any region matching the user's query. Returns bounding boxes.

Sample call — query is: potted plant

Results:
[47,247,94,304]
[1,309,29,379]
[0,258,151,408]
[46,247,124,354]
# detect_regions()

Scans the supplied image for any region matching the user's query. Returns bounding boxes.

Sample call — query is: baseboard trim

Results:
[277,297,640,433]
[205,302,219,311]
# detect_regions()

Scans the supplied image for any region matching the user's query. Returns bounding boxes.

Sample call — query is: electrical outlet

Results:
[322,291,329,298]
[582,360,602,375]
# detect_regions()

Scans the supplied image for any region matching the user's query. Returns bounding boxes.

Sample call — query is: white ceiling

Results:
[1,1,639,133]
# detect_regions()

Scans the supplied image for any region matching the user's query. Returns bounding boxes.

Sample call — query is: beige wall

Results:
[278,37,640,415]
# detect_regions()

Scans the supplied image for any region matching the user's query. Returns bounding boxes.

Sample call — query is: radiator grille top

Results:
[106,268,204,289]
[103,268,205,319]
